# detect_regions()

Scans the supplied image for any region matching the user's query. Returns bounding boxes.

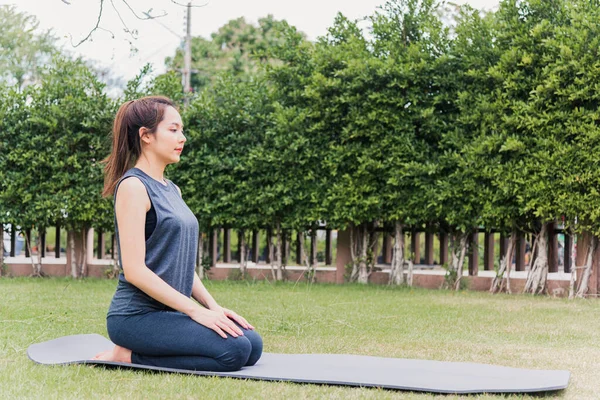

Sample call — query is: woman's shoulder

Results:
[116,175,149,200]
[115,176,151,210]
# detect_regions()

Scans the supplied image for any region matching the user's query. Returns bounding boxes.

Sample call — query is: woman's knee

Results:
[216,336,252,371]
[243,330,263,366]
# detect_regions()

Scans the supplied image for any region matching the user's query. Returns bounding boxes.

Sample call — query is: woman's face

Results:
[145,105,186,165]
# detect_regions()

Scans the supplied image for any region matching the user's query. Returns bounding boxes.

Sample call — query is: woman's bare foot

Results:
[92,345,132,363]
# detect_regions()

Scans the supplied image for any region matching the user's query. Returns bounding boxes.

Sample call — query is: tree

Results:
[530,0,600,297]
[263,23,326,279]
[177,74,274,277]
[0,57,115,277]
[434,4,503,291]
[0,5,57,89]
[122,63,184,105]
[292,13,385,284]
[164,16,294,92]
[0,84,28,272]
[368,0,452,286]
[480,0,571,294]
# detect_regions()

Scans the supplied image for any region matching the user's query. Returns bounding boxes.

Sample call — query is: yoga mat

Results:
[28,334,569,394]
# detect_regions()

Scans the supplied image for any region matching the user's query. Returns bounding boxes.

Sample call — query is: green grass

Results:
[1,278,598,399]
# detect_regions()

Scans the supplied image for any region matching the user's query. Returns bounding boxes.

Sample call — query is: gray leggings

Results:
[107,310,263,371]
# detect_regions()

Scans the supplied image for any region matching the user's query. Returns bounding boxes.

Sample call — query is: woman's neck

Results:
[134,160,166,184]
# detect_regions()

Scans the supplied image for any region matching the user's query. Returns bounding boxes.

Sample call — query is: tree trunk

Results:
[524,223,549,294]
[299,231,316,284]
[349,224,359,282]
[196,233,205,279]
[239,231,247,276]
[35,229,44,276]
[368,229,379,278]
[490,231,516,294]
[528,233,539,272]
[69,232,77,278]
[389,221,405,285]
[568,232,577,299]
[358,224,369,284]
[448,231,468,291]
[345,223,373,284]
[576,235,597,298]
[454,234,468,291]
[79,228,87,278]
[274,222,283,281]
[24,229,39,277]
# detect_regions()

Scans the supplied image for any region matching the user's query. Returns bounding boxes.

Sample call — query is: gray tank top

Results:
[107,167,199,316]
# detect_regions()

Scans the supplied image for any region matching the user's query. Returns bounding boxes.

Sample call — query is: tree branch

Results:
[122,0,167,20]
[110,0,137,39]
[64,0,173,47]
[69,0,105,47]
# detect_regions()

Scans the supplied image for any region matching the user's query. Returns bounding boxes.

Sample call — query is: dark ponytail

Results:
[101,96,176,197]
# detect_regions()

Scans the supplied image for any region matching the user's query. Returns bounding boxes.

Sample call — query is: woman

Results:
[94,96,262,371]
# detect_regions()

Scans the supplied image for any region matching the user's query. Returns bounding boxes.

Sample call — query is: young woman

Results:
[94,96,262,371]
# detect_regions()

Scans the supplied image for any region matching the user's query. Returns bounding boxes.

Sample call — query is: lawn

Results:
[1,278,598,399]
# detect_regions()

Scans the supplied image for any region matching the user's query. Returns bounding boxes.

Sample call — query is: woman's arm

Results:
[191,273,220,310]
[116,177,243,338]
[192,273,254,330]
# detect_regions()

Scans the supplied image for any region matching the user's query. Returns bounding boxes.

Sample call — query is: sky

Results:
[6,0,500,86]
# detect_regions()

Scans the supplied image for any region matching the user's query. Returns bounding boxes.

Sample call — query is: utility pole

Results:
[183,2,192,106]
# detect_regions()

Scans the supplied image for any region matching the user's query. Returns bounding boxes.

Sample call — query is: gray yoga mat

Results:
[28,334,569,394]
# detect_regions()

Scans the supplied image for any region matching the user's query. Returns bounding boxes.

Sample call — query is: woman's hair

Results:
[101,96,176,198]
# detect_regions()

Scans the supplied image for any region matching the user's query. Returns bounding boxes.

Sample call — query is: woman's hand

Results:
[218,307,255,331]
[189,308,244,339]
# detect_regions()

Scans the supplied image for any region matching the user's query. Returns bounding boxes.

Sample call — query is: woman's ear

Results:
[139,127,152,144]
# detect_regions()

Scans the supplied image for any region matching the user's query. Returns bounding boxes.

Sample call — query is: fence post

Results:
[110,232,115,259]
[548,222,559,273]
[209,229,218,267]
[310,228,317,266]
[325,228,332,265]
[296,231,303,265]
[483,232,494,271]
[56,224,61,258]
[223,228,231,263]
[564,233,572,273]
[439,232,448,266]
[383,234,392,264]
[515,233,526,271]
[425,232,434,265]
[10,226,16,257]
[252,230,259,263]
[96,229,104,259]
[41,228,46,258]
[468,229,479,276]
[335,229,351,284]
[237,230,244,263]
[411,229,420,264]
[266,227,272,264]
